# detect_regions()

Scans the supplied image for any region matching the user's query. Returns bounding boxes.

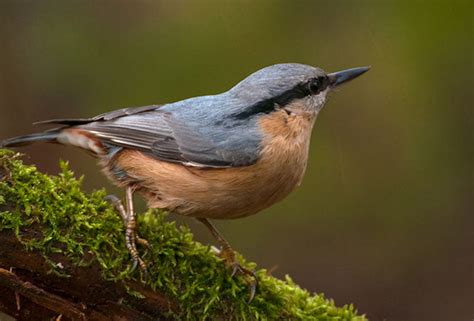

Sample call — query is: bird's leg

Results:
[104,187,148,279]
[104,194,149,248]
[197,218,258,302]
[124,186,148,277]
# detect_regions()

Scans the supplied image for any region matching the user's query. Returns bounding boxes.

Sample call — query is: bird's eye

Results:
[308,78,321,94]
[307,76,329,95]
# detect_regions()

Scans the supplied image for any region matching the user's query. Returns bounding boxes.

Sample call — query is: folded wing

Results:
[63,104,262,168]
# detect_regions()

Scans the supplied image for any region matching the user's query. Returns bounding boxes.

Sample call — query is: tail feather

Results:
[1,131,60,148]
[33,118,93,126]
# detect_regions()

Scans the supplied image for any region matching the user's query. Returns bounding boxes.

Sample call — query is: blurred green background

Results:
[0,1,472,320]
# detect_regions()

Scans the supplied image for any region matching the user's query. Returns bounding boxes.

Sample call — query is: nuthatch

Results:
[2,63,369,300]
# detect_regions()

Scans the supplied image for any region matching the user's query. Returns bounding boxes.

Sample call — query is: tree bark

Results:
[0,226,176,321]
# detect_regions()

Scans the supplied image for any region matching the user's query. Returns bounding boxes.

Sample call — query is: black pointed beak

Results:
[328,66,370,88]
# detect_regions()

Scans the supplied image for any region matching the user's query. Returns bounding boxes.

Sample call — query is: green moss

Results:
[0,149,367,321]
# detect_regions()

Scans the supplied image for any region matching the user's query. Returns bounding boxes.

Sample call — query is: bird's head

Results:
[229,63,369,118]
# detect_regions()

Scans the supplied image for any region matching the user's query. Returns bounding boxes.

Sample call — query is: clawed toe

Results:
[105,194,128,223]
[136,236,150,248]
[104,194,121,206]
[130,256,148,282]
[229,261,258,302]
[219,247,258,302]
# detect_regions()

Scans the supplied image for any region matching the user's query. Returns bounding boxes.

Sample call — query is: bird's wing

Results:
[66,105,261,168]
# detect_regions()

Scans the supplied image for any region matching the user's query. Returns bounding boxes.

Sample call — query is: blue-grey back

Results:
[78,63,325,167]
[155,63,325,160]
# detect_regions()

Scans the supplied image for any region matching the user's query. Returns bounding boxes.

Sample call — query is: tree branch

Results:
[0,149,367,321]
[0,229,175,321]
[0,267,86,320]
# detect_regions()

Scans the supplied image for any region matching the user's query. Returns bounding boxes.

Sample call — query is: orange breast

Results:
[102,107,316,219]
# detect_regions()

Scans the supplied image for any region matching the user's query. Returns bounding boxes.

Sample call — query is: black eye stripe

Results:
[231,75,329,119]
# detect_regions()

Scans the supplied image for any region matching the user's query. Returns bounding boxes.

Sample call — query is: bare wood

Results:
[0,268,86,321]
[0,228,177,321]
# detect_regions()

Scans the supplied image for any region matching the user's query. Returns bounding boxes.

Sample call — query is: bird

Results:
[1,63,369,300]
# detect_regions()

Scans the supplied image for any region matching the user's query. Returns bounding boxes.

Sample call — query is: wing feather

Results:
[41,102,261,168]
[75,105,260,167]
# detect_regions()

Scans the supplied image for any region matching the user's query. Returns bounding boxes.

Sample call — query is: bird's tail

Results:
[1,130,61,148]
[2,128,105,155]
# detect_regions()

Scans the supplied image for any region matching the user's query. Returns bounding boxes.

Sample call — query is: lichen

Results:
[0,149,367,320]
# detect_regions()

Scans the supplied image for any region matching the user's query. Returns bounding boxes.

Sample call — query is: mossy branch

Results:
[0,149,366,321]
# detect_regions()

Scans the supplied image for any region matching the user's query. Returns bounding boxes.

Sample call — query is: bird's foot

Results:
[126,219,149,282]
[105,193,149,282]
[219,246,258,302]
